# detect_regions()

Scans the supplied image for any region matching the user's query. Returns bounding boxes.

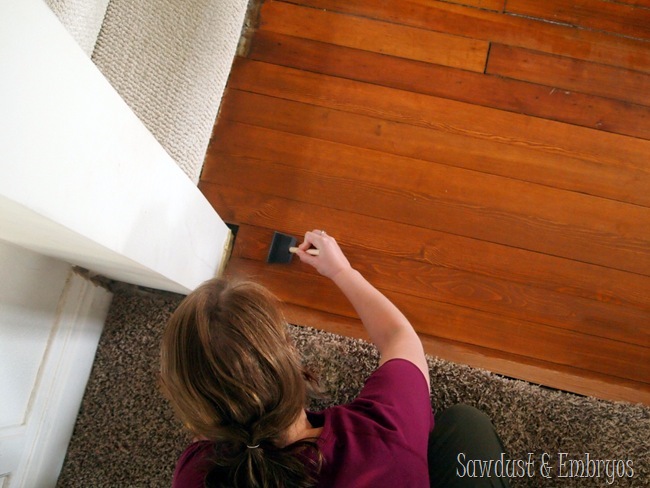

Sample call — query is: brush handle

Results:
[289,247,320,256]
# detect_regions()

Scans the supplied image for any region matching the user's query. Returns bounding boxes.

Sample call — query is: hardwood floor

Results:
[199,0,650,405]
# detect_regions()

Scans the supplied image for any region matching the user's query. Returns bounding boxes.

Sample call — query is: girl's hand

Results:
[295,230,352,280]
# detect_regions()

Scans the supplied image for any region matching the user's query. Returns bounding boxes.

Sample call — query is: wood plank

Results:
[228,59,650,205]
[225,256,650,383]
[282,303,650,405]
[487,44,650,107]
[211,176,650,312]
[391,292,649,385]
[226,223,649,346]
[216,90,650,275]
[506,0,650,41]
[248,31,650,140]
[282,304,372,343]
[259,1,489,72]
[284,0,650,73]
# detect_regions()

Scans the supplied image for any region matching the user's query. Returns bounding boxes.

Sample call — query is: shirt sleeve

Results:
[347,358,434,442]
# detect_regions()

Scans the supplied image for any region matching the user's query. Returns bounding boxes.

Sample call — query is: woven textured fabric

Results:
[43,0,110,56]
[91,0,248,182]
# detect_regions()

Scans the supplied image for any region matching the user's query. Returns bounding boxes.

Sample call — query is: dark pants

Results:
[428,404,511,487]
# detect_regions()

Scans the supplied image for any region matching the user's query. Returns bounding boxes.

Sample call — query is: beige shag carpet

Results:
[57,286,649,487]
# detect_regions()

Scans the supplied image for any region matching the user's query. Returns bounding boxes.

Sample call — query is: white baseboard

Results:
[10,270,112,488]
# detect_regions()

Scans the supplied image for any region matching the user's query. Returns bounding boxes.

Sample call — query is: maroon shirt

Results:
[172,359,433,487]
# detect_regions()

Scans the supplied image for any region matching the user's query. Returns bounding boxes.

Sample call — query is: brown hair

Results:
[160,278,320,487]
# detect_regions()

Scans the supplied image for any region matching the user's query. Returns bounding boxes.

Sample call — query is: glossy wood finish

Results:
[200,0,650,404]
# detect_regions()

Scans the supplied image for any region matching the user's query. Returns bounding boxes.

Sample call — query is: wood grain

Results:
[217,90,650,275]
[259,1,489,72]
[614,0,650,7]
[282,0,650,72]
[506,0,650,41]
[442,0,505,11]
[228,59,650,205]
[248,31,650,140]
[206,167,650,312]
[487,44,650,107]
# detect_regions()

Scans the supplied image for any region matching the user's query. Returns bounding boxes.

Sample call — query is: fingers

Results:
[299,229,328,250]
[295,247,318,266]
[296,230,323,266]
[296,230,323,258]
[295,229,351,279]
[297,230,324,262]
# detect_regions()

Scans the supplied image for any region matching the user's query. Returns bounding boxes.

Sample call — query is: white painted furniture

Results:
[0,0,245,484]
[0,0,232,294]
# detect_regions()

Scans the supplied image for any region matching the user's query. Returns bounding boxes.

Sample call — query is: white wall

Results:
[0,241,112,487]
[0,0,231,295]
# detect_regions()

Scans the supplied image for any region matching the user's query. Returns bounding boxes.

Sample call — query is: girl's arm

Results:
[296,230,430,390]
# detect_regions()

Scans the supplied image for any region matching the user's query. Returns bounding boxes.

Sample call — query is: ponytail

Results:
[205,437,321,488]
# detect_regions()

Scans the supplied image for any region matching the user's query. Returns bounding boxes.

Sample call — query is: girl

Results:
[160,230,510,487]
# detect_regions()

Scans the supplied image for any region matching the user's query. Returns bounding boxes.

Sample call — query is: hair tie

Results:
[246,444,260,449]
